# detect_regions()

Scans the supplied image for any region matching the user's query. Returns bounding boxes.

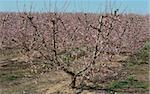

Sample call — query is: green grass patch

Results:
[6,75,18,81]
[0,73,24,82]
[129,41,150,64]
[108,75,149,90]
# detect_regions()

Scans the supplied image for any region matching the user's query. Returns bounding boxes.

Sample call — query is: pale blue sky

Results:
[0,0,149,14]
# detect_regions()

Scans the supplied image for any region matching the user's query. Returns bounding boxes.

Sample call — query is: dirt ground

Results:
[0,49,149,94]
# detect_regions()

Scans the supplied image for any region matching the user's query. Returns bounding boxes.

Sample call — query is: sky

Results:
[0,0,149,14]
